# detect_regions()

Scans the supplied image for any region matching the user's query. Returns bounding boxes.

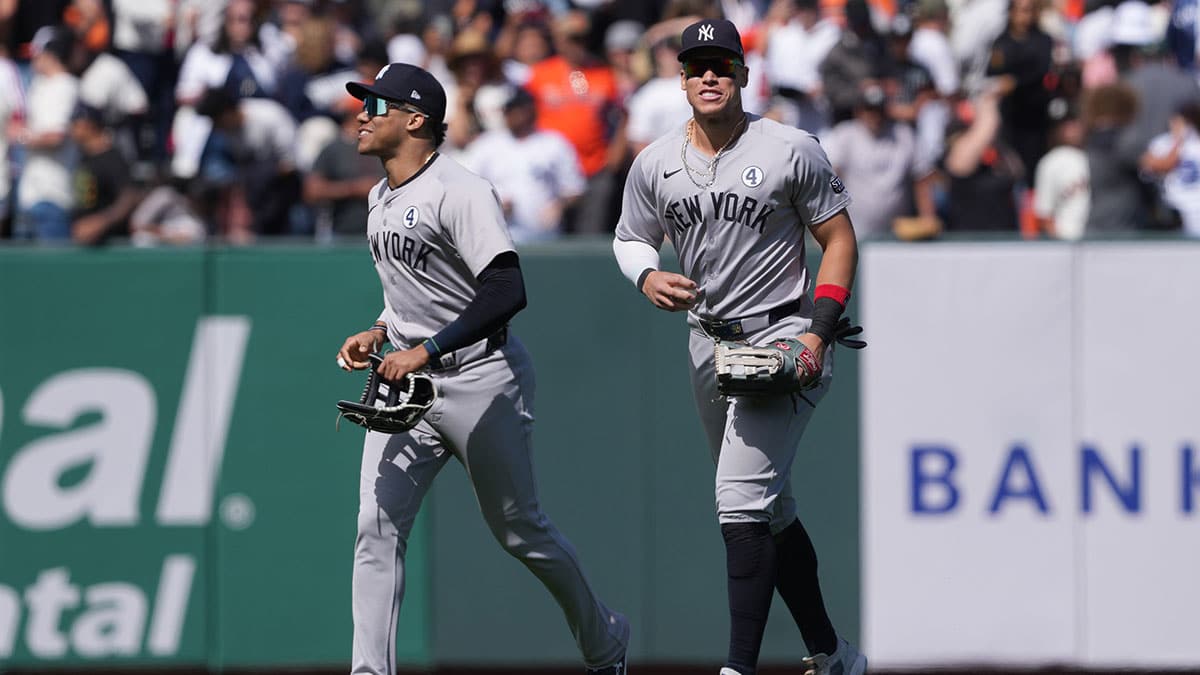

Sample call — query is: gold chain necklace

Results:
[680,114,747,189]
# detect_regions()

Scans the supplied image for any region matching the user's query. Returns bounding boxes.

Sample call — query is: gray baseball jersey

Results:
[615,114,850,321]
[353,153,629,674]
[366,155,514,347]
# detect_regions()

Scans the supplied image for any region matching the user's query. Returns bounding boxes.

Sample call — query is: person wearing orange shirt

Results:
[525,11,627,234]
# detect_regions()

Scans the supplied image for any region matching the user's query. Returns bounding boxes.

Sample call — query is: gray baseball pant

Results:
[685,315,834,534]
[350,339,629,675]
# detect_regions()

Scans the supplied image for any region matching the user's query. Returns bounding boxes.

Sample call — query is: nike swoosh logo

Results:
[663,168,683,179]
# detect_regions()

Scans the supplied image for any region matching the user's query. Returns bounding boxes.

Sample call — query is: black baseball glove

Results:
[336,353,437,434]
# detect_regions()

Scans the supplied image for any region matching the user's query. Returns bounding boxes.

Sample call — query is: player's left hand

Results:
[376,345,431,381]
[796,333,826,369]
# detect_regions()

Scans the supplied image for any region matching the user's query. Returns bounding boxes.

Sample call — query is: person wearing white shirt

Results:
[172,0,279,179]
[194,88,299,242]
[461,87,585,243]
[1034,109,1090,240]
[79,52,149,122]
[13,29,79,241]
[763,0,841,132]
[909,0,959,96]
[0,48,23,226]
[1142,102,1200,236]
[627,38,696,155]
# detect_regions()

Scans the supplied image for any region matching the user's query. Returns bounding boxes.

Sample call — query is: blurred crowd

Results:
[2,0,1200,246]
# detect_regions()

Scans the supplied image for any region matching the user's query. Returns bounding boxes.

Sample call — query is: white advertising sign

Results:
[861,242,1200,669]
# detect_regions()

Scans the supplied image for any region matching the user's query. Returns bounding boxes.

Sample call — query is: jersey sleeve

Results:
[440,176,516,277]
[614,150,665,247]
[791,132,852,227]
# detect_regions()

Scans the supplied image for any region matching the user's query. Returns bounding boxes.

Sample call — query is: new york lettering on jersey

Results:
[367,185,440,272]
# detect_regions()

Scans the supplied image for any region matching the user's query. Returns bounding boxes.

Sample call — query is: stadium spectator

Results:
[1034,102,1090,239]
[605,20,645,101]
[176,0,278,105]
[11,27,78,241]
[109,0,177,161]
[461,86,586,243]
[909,0,958,97]
[172,0,280,179]
[824,83,939,239]
[879,13,937,126]
[0,42,23,235]
[1141,100,1200,235]
[1,0,70,87]
[626,35,694,155]
[985,0,1055,184]
[444,28,509,147]
[1083,82,1145,231]
[68,103,141,245]
[941,83,1023,231]
[497,16,553,86]
[126,182,207,247]
[763,0,840,133]
[820,0,889,124]
[526,10,625,234]
[303,97,382,238]
[194,87,299,242]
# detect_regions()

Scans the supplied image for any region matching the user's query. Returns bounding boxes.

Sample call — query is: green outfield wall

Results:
[0,242,860,671]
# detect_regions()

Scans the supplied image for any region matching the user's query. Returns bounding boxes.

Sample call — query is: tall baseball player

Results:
[611,19,866,675]
[336,63,629,675]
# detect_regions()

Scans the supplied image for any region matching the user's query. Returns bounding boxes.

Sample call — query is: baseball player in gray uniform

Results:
[336,63,629,675]
[611,20,866,675]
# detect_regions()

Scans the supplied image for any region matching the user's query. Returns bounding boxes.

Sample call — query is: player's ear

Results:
[736,64,749,88]
[680,70,687,91]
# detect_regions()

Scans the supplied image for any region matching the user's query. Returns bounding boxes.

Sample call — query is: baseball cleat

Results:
[801,636,867,675]
[719,668,744,675]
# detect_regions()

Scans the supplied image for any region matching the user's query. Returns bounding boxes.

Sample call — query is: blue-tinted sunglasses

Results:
[682,57,744,79]
[363,94,428,119]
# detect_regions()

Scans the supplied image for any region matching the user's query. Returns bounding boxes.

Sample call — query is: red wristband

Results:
[814,283,851,307]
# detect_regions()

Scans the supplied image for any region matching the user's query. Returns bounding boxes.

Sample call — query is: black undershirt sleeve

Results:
[425,251,526,357]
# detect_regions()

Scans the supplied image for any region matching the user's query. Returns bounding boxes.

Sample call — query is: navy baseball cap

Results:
[346,63,447,124]
[677,19,745,62]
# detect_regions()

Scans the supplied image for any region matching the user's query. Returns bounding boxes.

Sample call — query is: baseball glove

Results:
[714,317,867,397]
[336,353,437,434]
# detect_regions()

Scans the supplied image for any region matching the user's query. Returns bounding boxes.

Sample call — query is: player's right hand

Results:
[642,271,698,312]
[336,331,381,371]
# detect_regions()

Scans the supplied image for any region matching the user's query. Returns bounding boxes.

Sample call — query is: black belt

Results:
[698,298,804,341]
[429,326,508,371]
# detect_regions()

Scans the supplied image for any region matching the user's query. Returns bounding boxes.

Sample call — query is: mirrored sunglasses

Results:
[363,95,428,119]
[682,57,743,79]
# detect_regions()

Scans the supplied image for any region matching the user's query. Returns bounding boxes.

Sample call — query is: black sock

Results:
[721,522,777,675]
[773,519,837,656]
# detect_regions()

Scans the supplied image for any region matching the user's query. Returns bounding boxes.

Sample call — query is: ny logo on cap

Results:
[698,24,714,40]
[410,89,422,100]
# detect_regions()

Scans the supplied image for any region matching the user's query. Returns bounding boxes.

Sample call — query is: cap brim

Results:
[677,45,743,62]
[346,81,382,101]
